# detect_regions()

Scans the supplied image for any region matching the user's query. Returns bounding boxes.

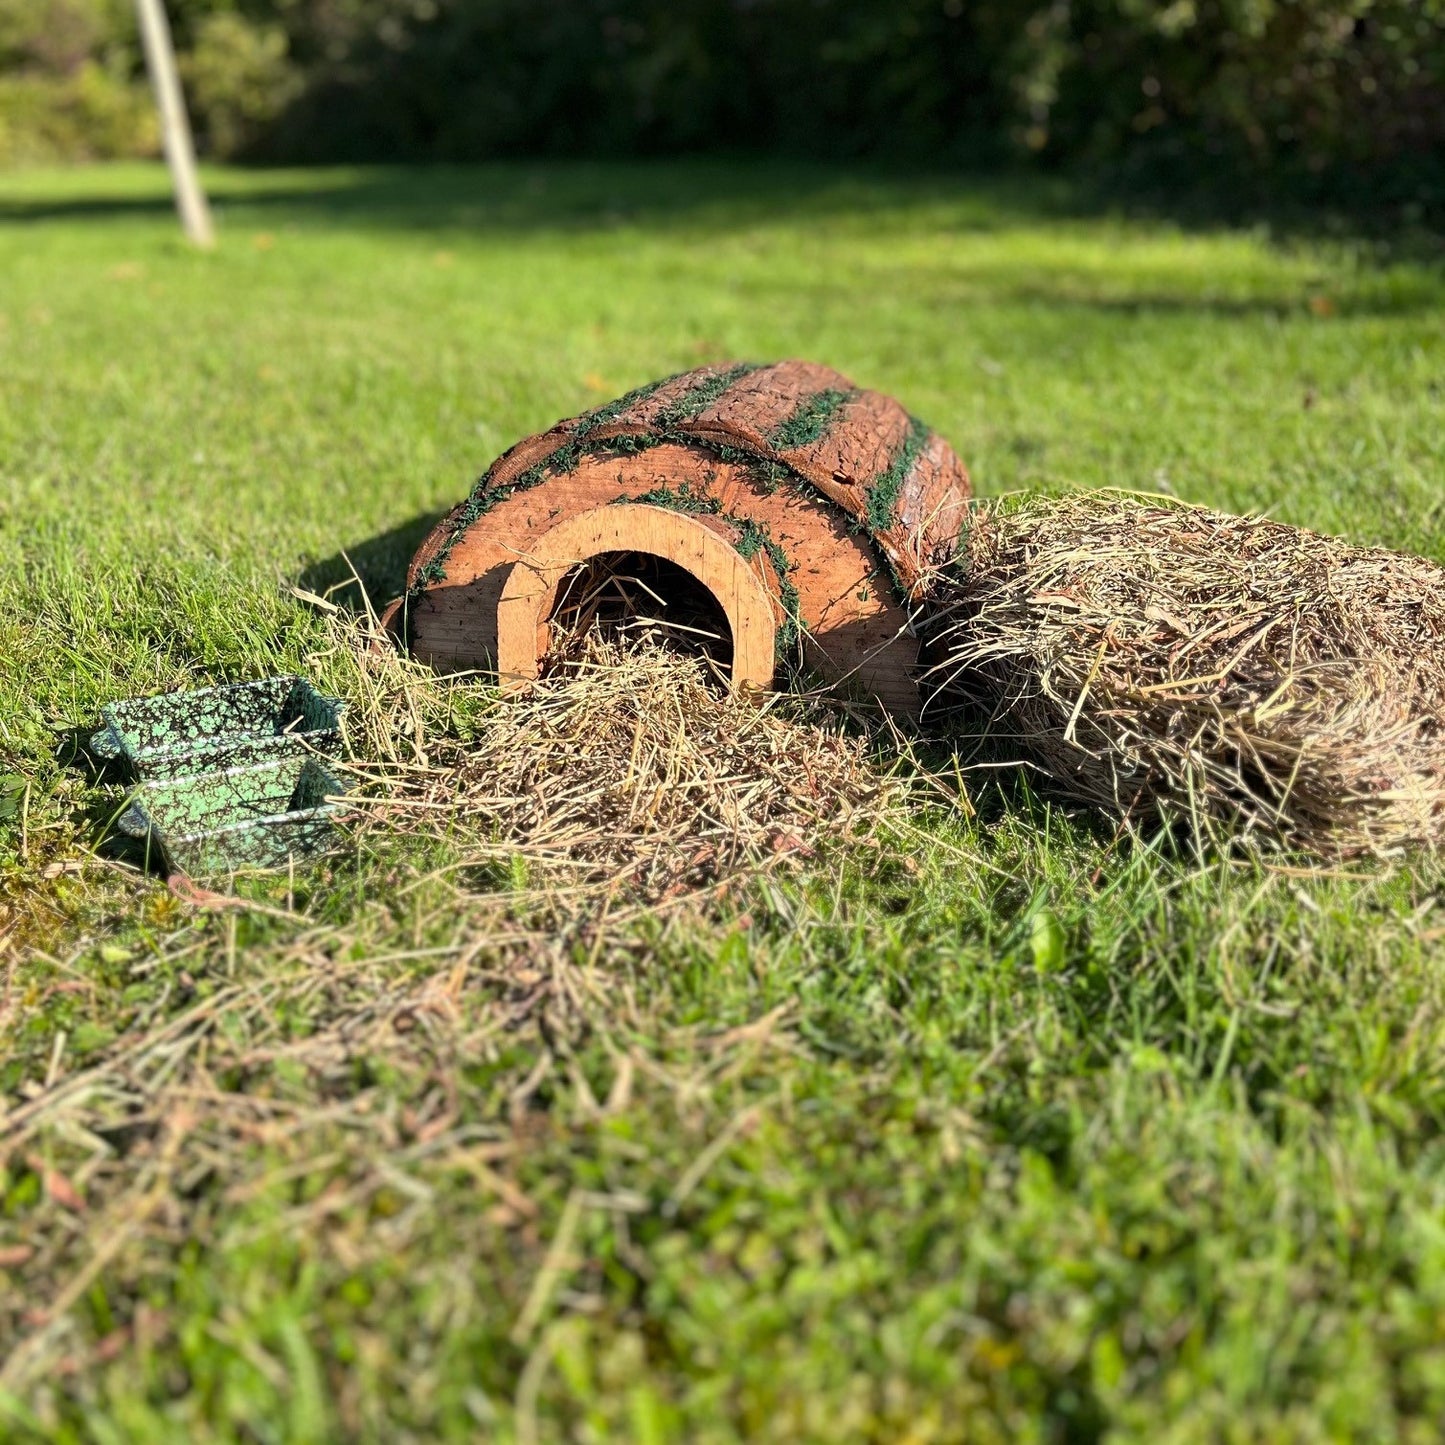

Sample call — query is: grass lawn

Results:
[2,160,1445,1442]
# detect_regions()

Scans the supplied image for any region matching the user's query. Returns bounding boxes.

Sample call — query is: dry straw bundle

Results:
[351,632,901,900]
[926,493,1445,856]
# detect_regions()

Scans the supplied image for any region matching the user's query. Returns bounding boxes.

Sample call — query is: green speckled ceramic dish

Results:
[117,754,347,876]
[91,675,345,780]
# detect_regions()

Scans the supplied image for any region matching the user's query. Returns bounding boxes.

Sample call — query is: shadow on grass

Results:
[298,509,447,618]
[3,157,1440,263]
[0,160,978,225]
[50,724,158,873]
[3,161,1440,327]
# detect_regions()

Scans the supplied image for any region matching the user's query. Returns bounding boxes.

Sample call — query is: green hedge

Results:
[1,0,1441,209]
[0,0,152,163]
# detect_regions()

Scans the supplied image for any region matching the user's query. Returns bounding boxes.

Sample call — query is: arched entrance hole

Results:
[544,550,735,678]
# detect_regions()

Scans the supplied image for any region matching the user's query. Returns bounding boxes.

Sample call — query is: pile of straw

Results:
[926,493,1445,856]
[353,634,900,899]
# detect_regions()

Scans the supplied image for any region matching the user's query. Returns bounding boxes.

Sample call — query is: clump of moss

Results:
[866,416,929,534]
[768,388,855,450]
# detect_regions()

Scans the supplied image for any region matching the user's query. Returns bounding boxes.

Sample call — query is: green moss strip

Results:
[617,481,721,515]
[768,387,855,451]
[749,459,789,494]
[411,383,902,622]
[577,373,673,436]
[866,415,931,534]
[732,520,802,662]
[414,369,754,588]
[654,361,760,428]
[411,433,660,588]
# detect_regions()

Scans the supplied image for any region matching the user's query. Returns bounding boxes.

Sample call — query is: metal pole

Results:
[134,0,215,248]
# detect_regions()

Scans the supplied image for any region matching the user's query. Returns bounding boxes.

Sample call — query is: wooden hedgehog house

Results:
[383,360,972,714]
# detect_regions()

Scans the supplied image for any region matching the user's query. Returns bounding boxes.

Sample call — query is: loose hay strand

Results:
[927,492,1445,857]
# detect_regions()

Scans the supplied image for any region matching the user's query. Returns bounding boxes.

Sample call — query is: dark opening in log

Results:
[545,551,735,678]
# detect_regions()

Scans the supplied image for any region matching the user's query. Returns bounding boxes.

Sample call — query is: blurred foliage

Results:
[0,0,1441,210]
[0,0,155,163]
[0,63,156,164]
[181,11,300,158]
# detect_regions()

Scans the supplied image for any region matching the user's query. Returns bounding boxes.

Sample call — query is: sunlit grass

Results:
[1,161,1444,1441]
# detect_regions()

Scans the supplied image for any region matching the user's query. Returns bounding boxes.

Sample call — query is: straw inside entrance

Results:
[544,550,734,680]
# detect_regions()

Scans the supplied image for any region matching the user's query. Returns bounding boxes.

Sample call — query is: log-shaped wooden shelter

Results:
[387,360,971,713]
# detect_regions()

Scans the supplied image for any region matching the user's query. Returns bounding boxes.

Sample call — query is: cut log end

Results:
[496,504,778,694]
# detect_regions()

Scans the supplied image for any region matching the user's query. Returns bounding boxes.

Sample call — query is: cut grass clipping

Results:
[928,492,1445,857]
[349,629,902,903]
